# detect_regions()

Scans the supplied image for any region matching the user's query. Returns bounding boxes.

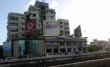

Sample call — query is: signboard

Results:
[25,19,36,32]
[18,40,25,56]
[3,41,12,57]
[74,25,82,37]
[43,20,59,36]
[3,41,12,53]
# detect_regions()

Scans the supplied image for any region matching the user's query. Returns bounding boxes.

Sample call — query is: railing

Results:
[0,52,110,67]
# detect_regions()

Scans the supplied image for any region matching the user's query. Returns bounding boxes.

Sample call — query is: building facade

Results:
[7,13,25,39]
[44,37,87,54]
[57,19,70,36]
[5,0,88,57]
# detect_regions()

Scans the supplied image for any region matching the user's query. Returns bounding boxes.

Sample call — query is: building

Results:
[12,39,44,57]
[5,0,88,57]
[0,45,3,58]
[7,13,25,40]
[57,19,70,36]
[98,40,108,50]
[45,36,87,54]
[90,39,110,52]
[24,1,55,37]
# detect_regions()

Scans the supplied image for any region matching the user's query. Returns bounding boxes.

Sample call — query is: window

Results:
[60,26,63,28]
[67,42,71,46]
[65,31,70,34]
[65,27,69,30]
[60,42,64,46]
[64,22,69,25]
[9,23,18,26]
[21,23,25,25]
[53,42,57,45]
[10,29,18,32]
[11,34,18,38]
[46,42,51,47]
[50,11,53,14]
[33,9,37,11]
[21,34,25,36]
[9,17,18,21]
[60,22,63,24]
[51,16,53,18]
[33,14,36,17]
[21,28,25,31]
[60,31,63,33]
[60,31,64,36]
[21,17,25,19]
[67,48,71,52]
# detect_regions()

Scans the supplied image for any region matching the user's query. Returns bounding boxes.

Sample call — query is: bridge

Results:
[0,52,110,67]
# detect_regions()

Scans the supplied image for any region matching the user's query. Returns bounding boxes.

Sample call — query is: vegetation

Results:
[88,44,102,52]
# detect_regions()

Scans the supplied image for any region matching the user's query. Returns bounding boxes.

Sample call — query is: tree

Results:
[88,44,102,52]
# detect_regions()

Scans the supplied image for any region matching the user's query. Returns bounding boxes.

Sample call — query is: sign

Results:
[3,41,12,53]
[25,19,36,32]
[43,20,59,36]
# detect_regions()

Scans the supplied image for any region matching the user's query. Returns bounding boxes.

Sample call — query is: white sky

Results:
[1,0,109,44]
[48,0,110,43]
[25,0,110,43]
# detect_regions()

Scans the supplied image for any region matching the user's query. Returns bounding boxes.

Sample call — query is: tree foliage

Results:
[88,44,102,52]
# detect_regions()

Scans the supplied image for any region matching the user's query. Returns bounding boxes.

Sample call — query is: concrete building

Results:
[12,36,87,57]
[5,1,88,57]
[24,1,56,36]
[45,36,87,54]
[57,19,70,36]
[7,13,25,40]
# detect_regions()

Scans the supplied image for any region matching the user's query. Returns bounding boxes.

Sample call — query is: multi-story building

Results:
[24,1,56,36]
[4,1,88,57]
[7,13,25,40]
[57,19,70,36]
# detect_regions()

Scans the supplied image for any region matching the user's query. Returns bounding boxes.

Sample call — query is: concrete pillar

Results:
[86,47,88,52]
[82,48,83,53]
[58,42,60,54]
[44,42,46,54]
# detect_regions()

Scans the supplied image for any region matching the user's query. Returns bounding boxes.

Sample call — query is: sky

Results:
[1,0,110,44]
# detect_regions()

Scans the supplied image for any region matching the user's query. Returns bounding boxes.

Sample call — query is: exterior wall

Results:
[57,19,70,36]
[12,40,45,57]
[46,9,55,20]
[6,0,88,57]
[7,13,25,39]
[38,40,45,55]
[12,40,19,57]
[44,37,87,54]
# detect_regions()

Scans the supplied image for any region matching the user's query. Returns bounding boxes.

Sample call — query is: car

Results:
[5,57,15,60]
[46,53,57,57]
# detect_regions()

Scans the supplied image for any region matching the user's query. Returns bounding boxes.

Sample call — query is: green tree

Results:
[88,44,102,52]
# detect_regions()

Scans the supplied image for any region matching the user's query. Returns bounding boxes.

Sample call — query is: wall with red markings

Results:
[25,19,36,38]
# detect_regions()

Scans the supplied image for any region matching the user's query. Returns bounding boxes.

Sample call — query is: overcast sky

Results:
[0,0,110,44]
